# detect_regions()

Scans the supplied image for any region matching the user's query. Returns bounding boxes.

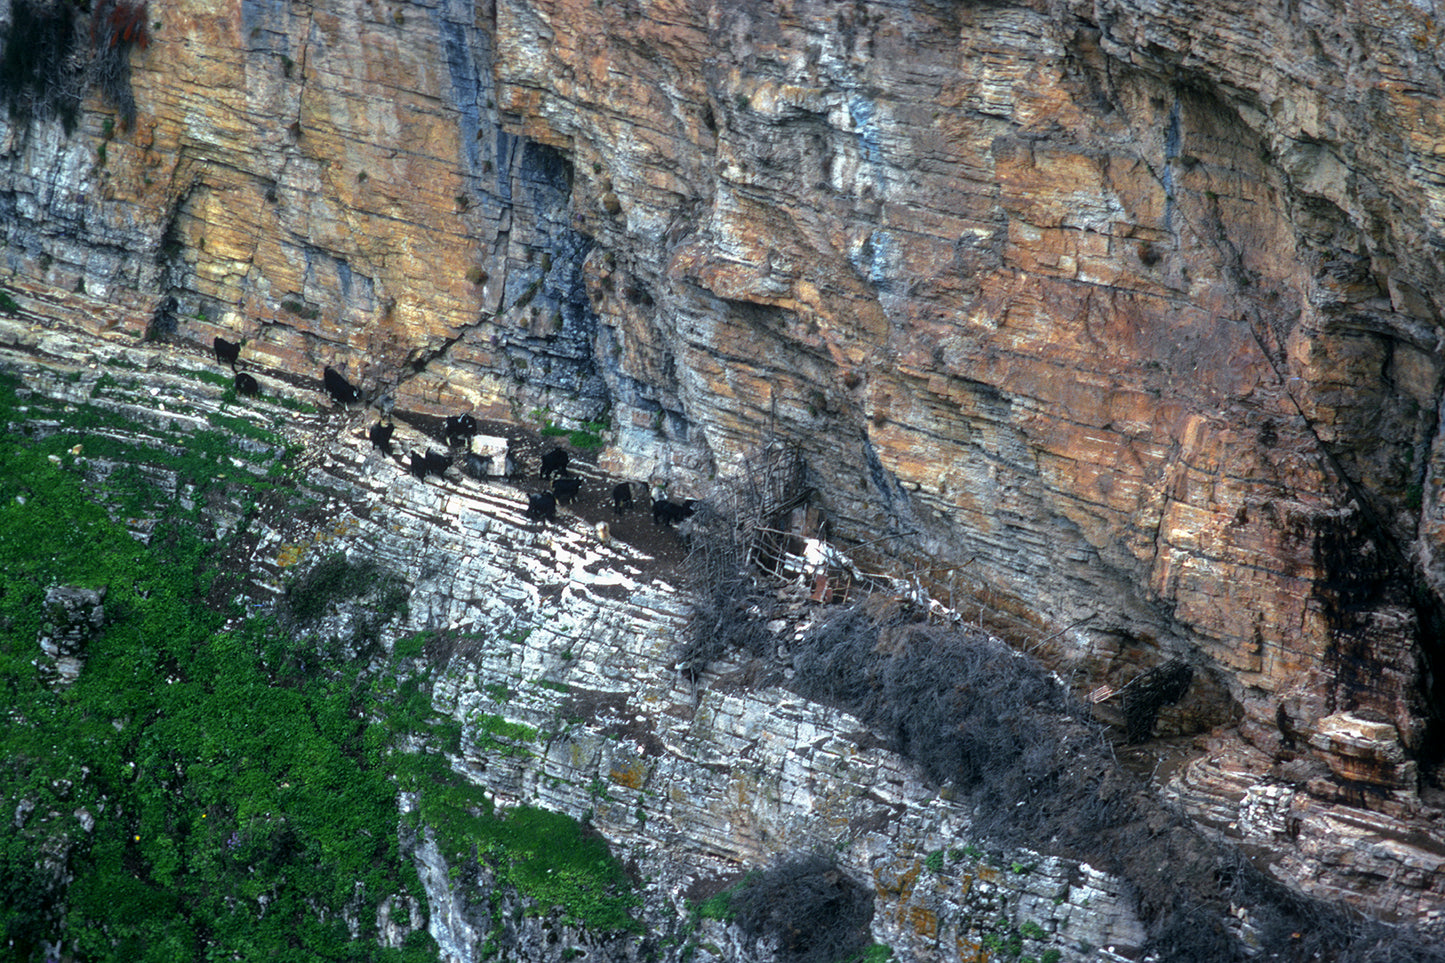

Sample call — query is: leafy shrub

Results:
[539,419,609,450]
[728,854,873,963]
[0,852,62,961]
[283,551,409,643]
[693,884,739,922]
[852,947,893,963]
[280,297,321,320]
[393,631,432,660]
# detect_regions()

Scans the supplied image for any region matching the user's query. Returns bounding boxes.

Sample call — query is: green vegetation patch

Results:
[192,368,232,389]
[0,399,434,960]
[393,631,433,660]
[0,371,640,958]
[693,881,744,923]
[539,419,609,450]
[274,392,320,414]
[471,713,539,758]
[399,754,639,934]
[205,408,288,449]
[284,551,408,626]
[280,298,321,320]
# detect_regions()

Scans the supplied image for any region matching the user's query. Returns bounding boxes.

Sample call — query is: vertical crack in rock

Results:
[862,433,913,538]
[432,0,492,183]
[291,2,314,137]
[1103,68,1439,757]
[1161,96,1180,232]
[5,0,1445,934]
[151,178,202,333]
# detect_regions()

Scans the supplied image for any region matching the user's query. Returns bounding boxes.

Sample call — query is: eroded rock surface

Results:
[1,322,1156,961]
[4,0,1445,929]
[35,585,106,688]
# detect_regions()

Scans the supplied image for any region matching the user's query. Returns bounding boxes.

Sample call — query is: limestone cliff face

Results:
[0,321,1151,962]
[4,0,1445,924]
[496,0,1445,749]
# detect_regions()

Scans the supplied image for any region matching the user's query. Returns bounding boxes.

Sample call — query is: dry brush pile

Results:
[678,445,1445,963]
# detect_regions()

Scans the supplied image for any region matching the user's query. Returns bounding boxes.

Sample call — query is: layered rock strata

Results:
[3,0,1445,924]
[0,316,1152,961]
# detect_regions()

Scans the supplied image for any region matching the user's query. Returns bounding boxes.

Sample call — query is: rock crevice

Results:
[3,0,1444,932]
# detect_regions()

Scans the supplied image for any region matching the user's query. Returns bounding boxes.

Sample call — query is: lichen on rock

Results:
[3,0,1445,953]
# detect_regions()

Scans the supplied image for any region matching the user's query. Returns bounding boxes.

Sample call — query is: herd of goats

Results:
[213,336,699,528]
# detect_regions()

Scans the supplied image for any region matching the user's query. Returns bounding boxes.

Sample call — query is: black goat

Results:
[504,451,519,478]
[234,371,259,396]
[652,497,695,527]
[369,421,395,456]
[540,447,569,479]
[444,413,478,449]
[526,490,557,522]
[323,366,361,406]
[553,476,582,505]
[612,482,634,514]
[408,448,453,481]
[213,336,240,369]
[461,452,492,480]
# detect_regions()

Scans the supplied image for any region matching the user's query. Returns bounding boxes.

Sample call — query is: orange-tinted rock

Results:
[1308,712,1419,793]
[4,0,1445,924]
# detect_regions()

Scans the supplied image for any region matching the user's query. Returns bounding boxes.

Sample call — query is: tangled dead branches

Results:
[0,0,83,131]
[788,601,1445,963]
[729,854,873,963]
[0,0,149,132]
[678,442,810,680]
[89,0,150,126]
